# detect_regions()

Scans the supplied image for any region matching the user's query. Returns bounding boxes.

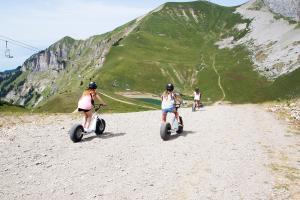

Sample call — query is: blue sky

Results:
[0,0,248,71]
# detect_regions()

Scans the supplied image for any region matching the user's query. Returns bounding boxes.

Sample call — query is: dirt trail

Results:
[0,105,300,200]
[212,57,226,102]
[100,92,157,110]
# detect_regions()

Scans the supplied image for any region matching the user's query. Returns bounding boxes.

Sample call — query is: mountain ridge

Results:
[1,0,300,112]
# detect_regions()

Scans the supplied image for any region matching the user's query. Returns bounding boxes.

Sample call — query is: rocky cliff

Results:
[216,0,300,79]
[1,18,143,107]
[264,0,300,20]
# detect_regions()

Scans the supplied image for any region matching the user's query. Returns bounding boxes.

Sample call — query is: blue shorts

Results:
[162,107,175,113]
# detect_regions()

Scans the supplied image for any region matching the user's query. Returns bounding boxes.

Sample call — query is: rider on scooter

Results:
[193,88,201,109]
[161,83,182,128]
[77,82,106,132]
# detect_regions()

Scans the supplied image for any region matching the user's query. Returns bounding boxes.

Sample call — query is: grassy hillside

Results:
[95,1,299,104]
[269,67,300,100]
[34,89,159,113]
[0,101,29,113]
[95,1,262,101]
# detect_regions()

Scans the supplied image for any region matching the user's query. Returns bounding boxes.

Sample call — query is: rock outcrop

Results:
[267,98,300,132]
[1,17,144,107]
[216,0,300,79]
[264,0,300,21]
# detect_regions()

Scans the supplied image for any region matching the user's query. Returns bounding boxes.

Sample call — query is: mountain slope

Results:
[1,0,300,112]
[97,1,296,103]
[1,19,146,111]
[98,2,254,100]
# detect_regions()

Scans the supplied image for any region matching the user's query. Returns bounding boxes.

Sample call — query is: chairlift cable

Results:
[0,38,73,63]
[0,38,39,52]
[0,35,80,65]
[0,35,41,51]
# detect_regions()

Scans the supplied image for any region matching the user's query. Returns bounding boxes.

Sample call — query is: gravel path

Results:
[0,105,300,200]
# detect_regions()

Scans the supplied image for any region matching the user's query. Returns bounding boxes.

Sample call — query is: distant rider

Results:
[193,88,201,108]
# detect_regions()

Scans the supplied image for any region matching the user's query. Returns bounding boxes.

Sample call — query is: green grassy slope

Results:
[270,67,300,100]
[0,101,29,113]
[35,89,159,113]
[95,1,299,104]
[95,2,261,101]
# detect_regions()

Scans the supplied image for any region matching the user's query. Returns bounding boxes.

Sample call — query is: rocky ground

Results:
[266,98,300,132]
[0,104,300,200]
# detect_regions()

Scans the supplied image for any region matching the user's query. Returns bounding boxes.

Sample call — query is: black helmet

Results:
[88,81,97,89]
[195,88,199,92]
[166,83,174,91]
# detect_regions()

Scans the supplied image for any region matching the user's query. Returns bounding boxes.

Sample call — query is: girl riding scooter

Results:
[160,83,183,140]
[77,82,106,132]
[161,83,182,126]
[193,88,202,109]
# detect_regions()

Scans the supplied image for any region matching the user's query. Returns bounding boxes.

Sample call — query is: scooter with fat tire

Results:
[69,104,106,143]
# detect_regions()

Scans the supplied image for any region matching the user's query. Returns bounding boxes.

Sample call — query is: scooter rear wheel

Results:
[69,124,84,143]
[160,122,171,141]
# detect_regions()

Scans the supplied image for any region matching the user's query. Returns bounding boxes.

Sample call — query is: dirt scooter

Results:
[160,103,183,141]
[192,100,203,112]
[69,104,106,142]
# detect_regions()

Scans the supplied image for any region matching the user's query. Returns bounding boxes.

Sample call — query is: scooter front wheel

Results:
[176,116,183,134]
[160,122,171,141]
[69,124,84,143]
[95,119,106,135]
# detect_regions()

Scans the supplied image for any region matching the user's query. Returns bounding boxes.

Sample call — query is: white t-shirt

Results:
[161,93,175,109]
[194,92,201,100]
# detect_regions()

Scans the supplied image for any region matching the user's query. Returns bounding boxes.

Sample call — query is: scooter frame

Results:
[160,104,183,141]
[69,104,106,142]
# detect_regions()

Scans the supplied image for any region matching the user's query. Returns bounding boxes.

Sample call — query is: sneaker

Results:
[84,128,93,133]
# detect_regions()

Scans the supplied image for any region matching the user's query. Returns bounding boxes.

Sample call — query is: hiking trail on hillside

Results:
[212,56,226,102]
[100,92,157,110]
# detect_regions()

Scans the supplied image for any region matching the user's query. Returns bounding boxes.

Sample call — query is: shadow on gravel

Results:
[169,130,196,140]
[81,132,126,142]
[193,109,206,112]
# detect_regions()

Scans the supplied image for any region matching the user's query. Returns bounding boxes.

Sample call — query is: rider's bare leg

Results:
[85,110,93,129]
[196,100,200,108]
[173,111,179,121]
[83,112,88,128]
[162,112,167,123]
[173,111,183,127]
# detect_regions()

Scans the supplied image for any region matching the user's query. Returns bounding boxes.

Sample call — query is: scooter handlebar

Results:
[94,104,107,111]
